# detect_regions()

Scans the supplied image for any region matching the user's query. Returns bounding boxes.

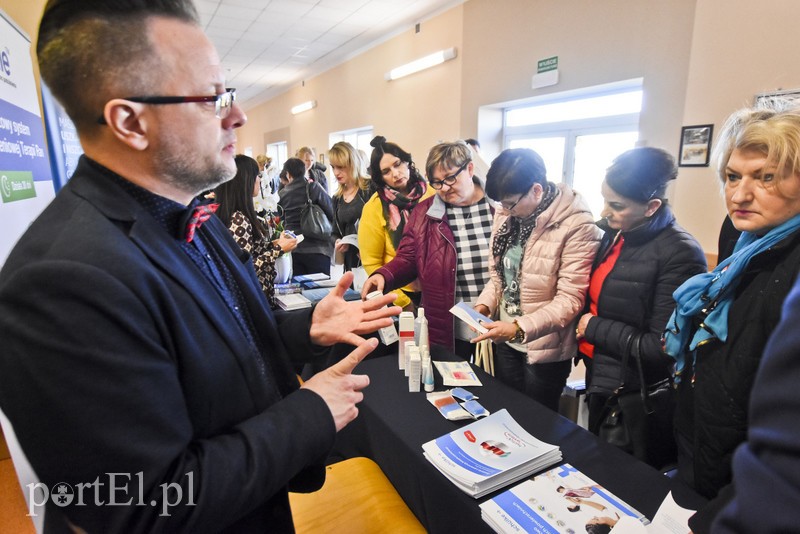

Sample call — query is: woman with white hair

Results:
[664,101,800,528]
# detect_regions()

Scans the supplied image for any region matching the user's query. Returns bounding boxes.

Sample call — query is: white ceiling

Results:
[196,0,465,110]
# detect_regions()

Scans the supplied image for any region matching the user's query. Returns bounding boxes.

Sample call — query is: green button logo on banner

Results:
[0,171,37,203]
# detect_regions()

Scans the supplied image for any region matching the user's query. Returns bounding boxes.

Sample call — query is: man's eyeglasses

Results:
[430,160,470,190]
[97,88,236,124]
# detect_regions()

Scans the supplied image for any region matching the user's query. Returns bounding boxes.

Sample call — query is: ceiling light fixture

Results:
[384,47,458,81]
[291,100,317,115]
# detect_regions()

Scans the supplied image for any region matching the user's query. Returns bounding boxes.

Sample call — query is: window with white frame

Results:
[262,141,288,195]
[328,126,374,158]
[266,141,288,171]
[503,80,643,217]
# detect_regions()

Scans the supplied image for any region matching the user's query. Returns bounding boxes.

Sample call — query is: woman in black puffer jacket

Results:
[576,147,706,468]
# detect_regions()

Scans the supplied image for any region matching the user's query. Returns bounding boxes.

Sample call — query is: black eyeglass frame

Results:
[501,187,533,212]
[97,88,236,124]
[429,159,470,190]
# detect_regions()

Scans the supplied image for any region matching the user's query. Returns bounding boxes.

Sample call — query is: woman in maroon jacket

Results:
[361,141,493,359]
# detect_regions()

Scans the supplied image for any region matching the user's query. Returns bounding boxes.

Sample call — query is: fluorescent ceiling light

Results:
[291,100,317,115]
[385,47,457,81]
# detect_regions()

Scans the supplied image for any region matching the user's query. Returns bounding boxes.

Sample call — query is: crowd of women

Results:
[213,100,800,531]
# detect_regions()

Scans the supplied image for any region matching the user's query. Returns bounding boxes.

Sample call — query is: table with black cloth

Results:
[333,345,705,533]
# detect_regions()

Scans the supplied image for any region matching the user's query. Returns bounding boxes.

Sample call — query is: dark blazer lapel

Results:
[69,161,262,382]
[200,219,301,396]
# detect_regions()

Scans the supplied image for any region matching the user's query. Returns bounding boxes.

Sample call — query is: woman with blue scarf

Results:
[664,102,800,529]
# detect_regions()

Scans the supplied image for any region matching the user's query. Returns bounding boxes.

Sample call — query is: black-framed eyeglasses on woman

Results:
[430,159,470,190]
[501,187,532,212]
[97,88,237,124]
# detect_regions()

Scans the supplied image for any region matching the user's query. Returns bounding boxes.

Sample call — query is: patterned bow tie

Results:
[183,202,220,243]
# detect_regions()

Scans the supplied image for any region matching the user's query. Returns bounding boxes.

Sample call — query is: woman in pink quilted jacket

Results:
[472,148,601,411]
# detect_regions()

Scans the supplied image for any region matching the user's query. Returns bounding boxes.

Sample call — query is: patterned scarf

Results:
[378,179,428,249]
[492,182,558,288]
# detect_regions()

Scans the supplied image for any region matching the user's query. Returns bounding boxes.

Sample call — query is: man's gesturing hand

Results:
[311,271,399,346]
[301,337,376,431]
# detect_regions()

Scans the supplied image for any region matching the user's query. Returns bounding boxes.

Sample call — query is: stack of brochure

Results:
[274,282,303,295]
[292,273,330,284]
[301,287,361,304]
[274,293,312,311]
[301,278,338,289]
[421,409,561,498]
[479,463,649,533]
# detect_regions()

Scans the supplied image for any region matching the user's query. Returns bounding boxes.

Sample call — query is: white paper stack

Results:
[291,273,330,283]
[422,409,561,498]
[275,293,312,311]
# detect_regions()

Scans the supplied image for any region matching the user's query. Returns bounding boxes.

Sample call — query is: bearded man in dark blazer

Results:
[0,1,397,532]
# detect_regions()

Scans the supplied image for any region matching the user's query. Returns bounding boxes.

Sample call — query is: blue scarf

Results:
[664,213,800,379]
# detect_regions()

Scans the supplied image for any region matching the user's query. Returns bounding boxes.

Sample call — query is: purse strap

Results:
[614,332,636,393]
[333,195,343,236]
[629,335,654,415]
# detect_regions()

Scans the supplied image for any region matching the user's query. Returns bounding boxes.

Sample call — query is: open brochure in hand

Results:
[449,301,492,334]
[422,409,561,498]
[479,463,649,534]
[339,234,359,248]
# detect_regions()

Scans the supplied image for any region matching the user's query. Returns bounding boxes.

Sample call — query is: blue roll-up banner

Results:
[0,9,58,264]
[41,81,82,192]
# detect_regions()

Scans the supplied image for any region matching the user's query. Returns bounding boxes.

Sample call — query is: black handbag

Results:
[300,181,332,239]
[598,334,677,469]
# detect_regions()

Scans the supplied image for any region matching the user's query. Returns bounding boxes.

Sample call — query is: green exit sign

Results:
[537,56,558,73]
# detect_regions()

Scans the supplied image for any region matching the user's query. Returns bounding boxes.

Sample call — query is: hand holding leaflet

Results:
[339,234,359,248]
[449,302,492,334]
[451,302,520,346]
[284,230,304,244]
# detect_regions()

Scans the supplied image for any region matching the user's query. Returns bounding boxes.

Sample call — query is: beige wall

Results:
[460,0,696,152]
[2,0,46,96]
[238,5,465,167]
[673,0,800,252]
[2,1,44,41]
[240,0,705,240]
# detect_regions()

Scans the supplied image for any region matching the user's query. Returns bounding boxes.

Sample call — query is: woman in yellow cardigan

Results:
[359,136,434,311]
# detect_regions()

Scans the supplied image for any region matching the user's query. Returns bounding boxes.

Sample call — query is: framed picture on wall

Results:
[678,124,713,167]
[755,88,800,107]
